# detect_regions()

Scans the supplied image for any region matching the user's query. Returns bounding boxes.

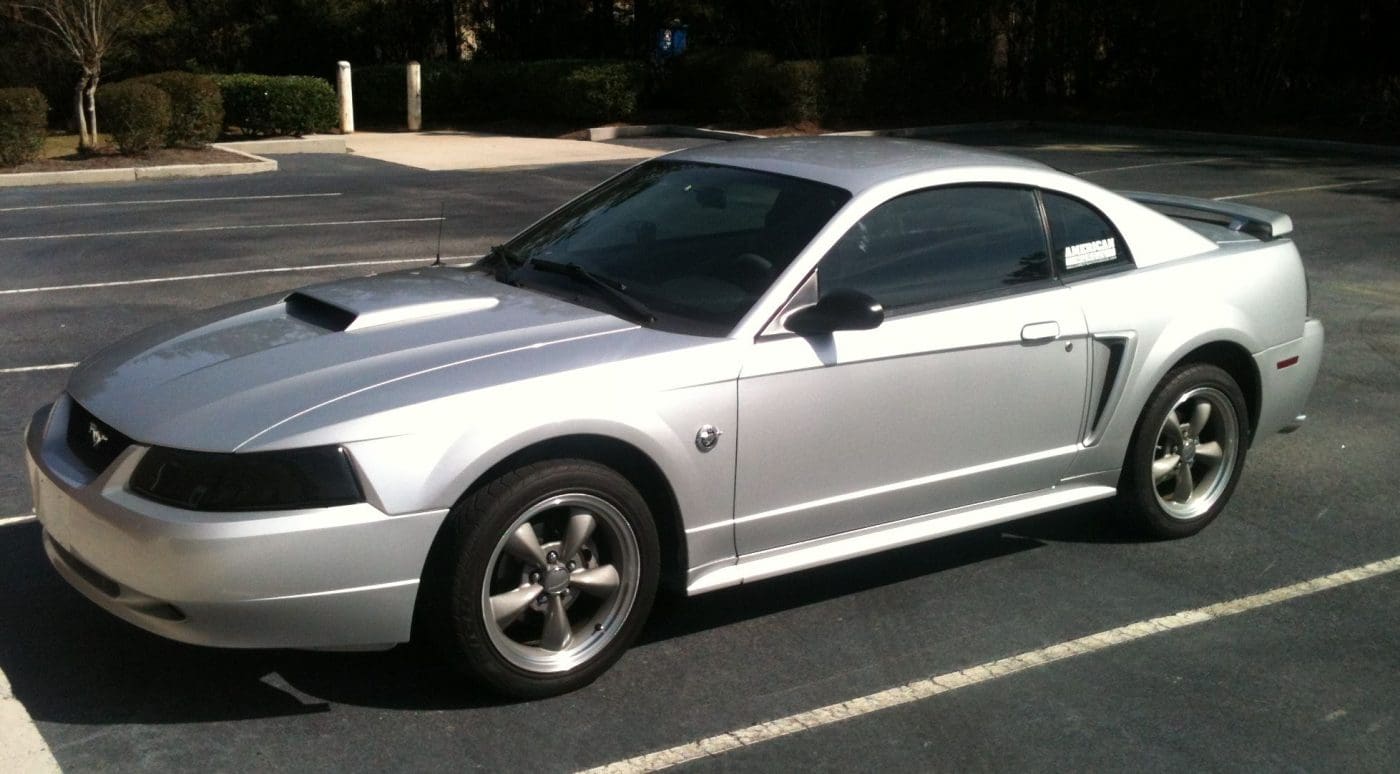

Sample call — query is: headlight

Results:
[129,445,364,512]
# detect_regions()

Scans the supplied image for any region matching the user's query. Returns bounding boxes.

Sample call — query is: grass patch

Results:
[42,134,114,159]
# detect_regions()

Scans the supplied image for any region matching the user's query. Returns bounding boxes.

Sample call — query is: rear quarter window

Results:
[1043,192,1133,277]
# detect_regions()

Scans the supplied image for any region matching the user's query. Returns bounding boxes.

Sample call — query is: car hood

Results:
[67,268,698,452]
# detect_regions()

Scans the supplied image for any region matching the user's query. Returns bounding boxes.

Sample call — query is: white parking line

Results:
[1077,157,1228,174]
[0,668,59,774]
[0,192,342,213]
[581,553,1400,773]
[0,216,443,243]
[1215,178,1394,200]
[0,364,77,375]
[0,515,54,772]
[0,256,479,296]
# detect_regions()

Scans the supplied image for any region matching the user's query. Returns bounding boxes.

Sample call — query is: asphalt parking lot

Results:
[2,130,1398,772]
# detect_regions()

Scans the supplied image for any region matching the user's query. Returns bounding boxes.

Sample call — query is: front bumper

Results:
[25,398,449,649]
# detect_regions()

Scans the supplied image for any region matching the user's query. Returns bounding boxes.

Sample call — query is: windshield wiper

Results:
[527,259,656,324]
[485,244,525,281]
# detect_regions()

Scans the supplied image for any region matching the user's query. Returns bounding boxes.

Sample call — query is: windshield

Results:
[501,160,850,336]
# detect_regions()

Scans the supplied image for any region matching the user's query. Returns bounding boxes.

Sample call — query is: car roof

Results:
[664,136,1051,193]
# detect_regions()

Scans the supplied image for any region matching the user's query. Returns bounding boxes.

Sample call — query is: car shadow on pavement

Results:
[0,522,500,723]
[1000,500,1146,544]
[0,502,1133,723]
[639,500,1137,644]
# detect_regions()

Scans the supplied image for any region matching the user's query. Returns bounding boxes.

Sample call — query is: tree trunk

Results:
[74,79,92,151]
[85,71,100,142]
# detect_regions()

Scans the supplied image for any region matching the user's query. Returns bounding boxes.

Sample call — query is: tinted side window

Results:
[819,186,1051,312]
[1043,192,1133,275]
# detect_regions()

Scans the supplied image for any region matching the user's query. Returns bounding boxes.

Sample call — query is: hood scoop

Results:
[284,282,501,333]
[285,292,357,331]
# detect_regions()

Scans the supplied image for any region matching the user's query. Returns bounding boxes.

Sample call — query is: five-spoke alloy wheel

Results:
[1121,363,1249,538]
[421,459,659,698]
[482,492,640,674]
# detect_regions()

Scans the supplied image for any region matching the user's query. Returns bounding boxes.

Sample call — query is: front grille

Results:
[66,399,133,474]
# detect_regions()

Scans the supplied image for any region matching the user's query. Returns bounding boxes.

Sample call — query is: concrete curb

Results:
[833,119,1400,158]
[592,120,1400,158]
[826,120,1030,138]
[1031,121,1400,158]
[214,134,348,154]
[0,146,277,188]
[586,124,762,142]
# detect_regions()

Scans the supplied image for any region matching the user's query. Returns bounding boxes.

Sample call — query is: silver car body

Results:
[25,138,1324,649]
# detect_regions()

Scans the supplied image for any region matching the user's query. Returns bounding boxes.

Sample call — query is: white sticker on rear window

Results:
[1064,238,1117,269]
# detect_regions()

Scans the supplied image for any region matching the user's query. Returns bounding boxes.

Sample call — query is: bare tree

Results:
[14,0,164,151]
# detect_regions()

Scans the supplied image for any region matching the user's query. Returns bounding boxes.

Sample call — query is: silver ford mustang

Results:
[26,137,1323,697]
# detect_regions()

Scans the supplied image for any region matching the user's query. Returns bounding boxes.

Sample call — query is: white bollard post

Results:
[336,60,355,134]
[407,61,422,132]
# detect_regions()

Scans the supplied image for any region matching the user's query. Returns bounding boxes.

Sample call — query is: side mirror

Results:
[784,289,884,336]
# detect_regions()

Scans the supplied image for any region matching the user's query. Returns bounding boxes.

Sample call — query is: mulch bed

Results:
[3,146,256,174]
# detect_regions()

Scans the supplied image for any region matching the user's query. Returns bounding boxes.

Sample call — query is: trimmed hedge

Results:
[214,74,337,136]
[556,62,641,123]
[672,49,783,123]
[351,65,405,127]
[355,59,641,127]
[0,87,48,166]
[776,60,824,124]
[350,53,935,130]
[99,82,171,153]
[821,56,873,123]
[672,52,925,125]
[134,71,224,146]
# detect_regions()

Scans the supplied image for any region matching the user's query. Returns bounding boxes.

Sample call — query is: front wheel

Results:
[421,460,659,698]
[1120,364,1249,539]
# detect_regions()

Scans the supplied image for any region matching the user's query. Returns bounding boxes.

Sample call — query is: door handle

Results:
[1020,321,1060,342]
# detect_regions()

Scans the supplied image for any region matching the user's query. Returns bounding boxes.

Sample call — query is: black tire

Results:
[1119,363,1250,539]
[420,459,659,699]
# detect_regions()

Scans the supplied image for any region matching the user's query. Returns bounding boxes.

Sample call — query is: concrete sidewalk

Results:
[344,131,662,170]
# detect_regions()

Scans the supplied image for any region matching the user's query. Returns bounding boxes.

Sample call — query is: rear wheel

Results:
[423,459,659,698]
[1120,364,1249,538]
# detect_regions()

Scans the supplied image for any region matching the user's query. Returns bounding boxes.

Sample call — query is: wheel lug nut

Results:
[536,594,548,604]
[546,551,559,563]
[529,572,539,583]
[567,561,576,570]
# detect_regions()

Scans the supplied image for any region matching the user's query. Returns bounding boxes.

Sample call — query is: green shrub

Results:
[776,60,824,124]
[822,56,872,123]
[367,59,642,126]
[673,49,783,123]
[1378,75,1400,127]
[544,61,642,123]
[99,82,171,154]
[134,71,224,146]
[215,74,337,137]
[864,56,927,121]
[351,64,406,127]
[0,87,48,166]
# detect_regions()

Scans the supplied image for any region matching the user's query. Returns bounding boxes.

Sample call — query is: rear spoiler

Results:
[1120,191,1293,241]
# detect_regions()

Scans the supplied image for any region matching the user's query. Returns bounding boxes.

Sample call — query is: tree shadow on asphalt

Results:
[1332,180,1400,202]
[0,501,1139,723]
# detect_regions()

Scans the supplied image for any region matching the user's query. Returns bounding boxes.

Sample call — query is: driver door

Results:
[734,185,1089,555]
